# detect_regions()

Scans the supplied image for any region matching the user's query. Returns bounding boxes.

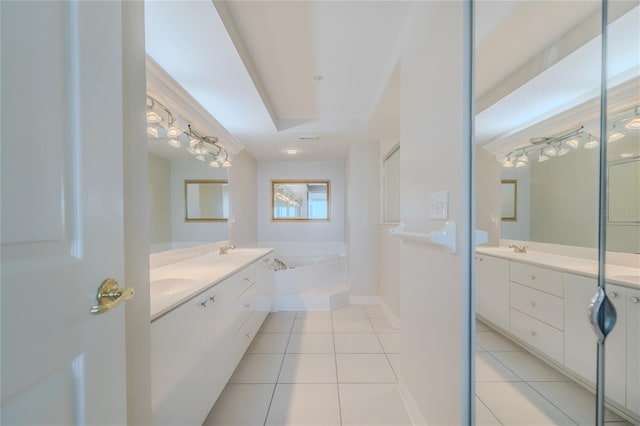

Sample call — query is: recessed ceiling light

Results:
[285,148,299,155]
[620,153,634,158]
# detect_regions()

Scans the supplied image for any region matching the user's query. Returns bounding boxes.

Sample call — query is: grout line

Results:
[330,305,344,425]
[262,314,294,426]
[520,381,580,426]
[475,393,504,425]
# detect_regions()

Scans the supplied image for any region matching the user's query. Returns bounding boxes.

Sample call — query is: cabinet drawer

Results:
[510,308,564,364]
[510,282,564,330]
[510,262,563,297]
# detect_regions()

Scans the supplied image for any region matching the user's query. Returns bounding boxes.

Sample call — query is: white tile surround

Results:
[203,306,634,425]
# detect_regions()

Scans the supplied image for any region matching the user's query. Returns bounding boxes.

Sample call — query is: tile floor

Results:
[475,320,634,426]
[204,304,410,426]
[204,307,636,426]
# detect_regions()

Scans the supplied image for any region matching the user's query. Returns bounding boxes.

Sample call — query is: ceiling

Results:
[145,1,639,162]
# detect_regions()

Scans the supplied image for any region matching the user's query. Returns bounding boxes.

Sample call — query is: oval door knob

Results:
[631,297,639,304]
[90,278,134,315]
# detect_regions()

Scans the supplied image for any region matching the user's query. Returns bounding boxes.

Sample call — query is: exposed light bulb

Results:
[195,155,205,162]
[502,159,514,168]
[584,137,599,149]
[209,160,220,168]
[564,138,580,149]
[147,126,159,138]
[166,126,182,138]
[189,138,199,148]
[625,117,640,130]
[515,160,527,168]
[517,152,528,163]
[168,138,181,148]
[286,148,299,155]
[222,160,232,168]
[557,143,569,157]
[146,110,162,124]
[538,151,549,162]
[543,145,557,157]
[620,153,633,158]
[608,131,624,143]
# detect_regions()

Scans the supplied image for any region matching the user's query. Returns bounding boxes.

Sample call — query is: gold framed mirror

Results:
[184,179,229,222]
[271,180,330,221]
[500,179,517,221]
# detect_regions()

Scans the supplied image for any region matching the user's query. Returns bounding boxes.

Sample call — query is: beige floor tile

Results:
[286,333,334,354]
[336,354,397,383]
[278,354,337,383]
[339,384,412,426]
[203,384,274,426]
[265,384,341,426]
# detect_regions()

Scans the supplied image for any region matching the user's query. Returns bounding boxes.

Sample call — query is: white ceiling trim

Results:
[146,56,244,155]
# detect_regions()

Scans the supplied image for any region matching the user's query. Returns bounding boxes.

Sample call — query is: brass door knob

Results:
[90,278,134,315]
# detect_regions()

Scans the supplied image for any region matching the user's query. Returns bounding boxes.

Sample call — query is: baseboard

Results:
[349,295,380,305]
[398,379,426,426]
[379,298,401,329]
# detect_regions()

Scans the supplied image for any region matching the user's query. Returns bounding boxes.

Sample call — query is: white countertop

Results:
[476,246,640,289]
[150,247,274,321]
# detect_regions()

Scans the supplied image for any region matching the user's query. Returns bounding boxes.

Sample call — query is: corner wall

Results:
[347,142,380,298]
[398,2,469,424]
[228,150,258,246]
[148,154,172,245]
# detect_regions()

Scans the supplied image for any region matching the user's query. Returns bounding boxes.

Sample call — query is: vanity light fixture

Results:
[146,96,232,168]
[502,157,514,168]
[538,151,550,162]
[608,125,625,143]
[624,106,640,129]
[556,142,570,157]
[543,145,557,157]
[584,135,600,149]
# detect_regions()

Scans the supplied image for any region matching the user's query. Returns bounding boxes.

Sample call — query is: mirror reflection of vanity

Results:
[499,104,640,254]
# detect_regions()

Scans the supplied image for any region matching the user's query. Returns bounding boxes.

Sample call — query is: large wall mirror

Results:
[185,179,228,222]
[272,180,330,221]
[500,103,639,254]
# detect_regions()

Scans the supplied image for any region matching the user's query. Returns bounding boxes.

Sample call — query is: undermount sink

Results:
[151,278,197,296]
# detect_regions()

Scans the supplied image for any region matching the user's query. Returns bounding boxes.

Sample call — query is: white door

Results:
[2,1,129,424]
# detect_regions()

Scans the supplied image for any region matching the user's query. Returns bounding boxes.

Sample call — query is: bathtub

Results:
[267,244,349,311]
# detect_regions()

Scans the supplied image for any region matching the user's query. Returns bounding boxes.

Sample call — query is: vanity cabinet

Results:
[624,286,640,415]
[476,254,510,331]
[151,256,273,426]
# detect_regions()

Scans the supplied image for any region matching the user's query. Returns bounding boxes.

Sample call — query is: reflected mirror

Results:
[272,180,330,221]
[185,180,228,221]
[500,179,517,221]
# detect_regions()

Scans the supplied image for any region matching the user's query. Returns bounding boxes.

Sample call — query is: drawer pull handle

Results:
[530,331,536,337]
[530,275,536,280]
[631,297,639,304]
[244,277,251,282]
[200,300,208,308]
[209,295,216,302]
[608,292,618,299]
[245,334,251,338]
[244,304,251,309]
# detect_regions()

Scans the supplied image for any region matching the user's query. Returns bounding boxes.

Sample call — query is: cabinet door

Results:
[476,255,510,330]
[564,274,626,407]
[627,287,640,415]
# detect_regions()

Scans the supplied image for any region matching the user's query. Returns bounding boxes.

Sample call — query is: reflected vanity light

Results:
[584,136,600,149]
[538,151,549,162]
[168,138,181,148]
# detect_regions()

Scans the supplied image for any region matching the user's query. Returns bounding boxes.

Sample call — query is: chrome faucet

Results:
[219,245,235,255]
[508,244,527,254]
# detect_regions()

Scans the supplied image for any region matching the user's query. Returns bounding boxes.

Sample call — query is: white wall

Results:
[378,142,401,321]
[501,163,531,241]
[228,150,258,246]
[347,142,380,297]
[476,148,502,246]
[257,161,345,243]
[170,159,229,243]
[122,1,151,423]
[398,2,469,424]
[148,154,172,246]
